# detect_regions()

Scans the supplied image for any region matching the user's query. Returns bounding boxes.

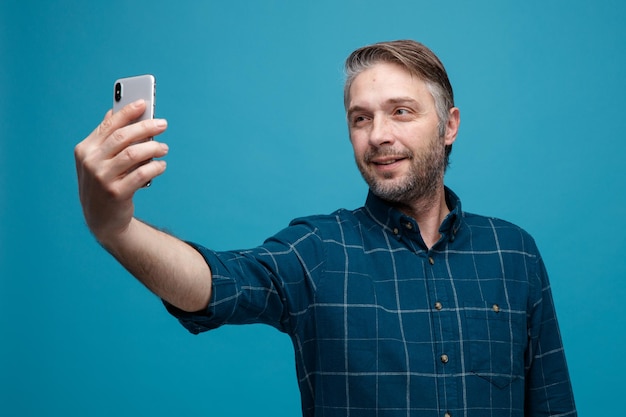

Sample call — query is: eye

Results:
[395,108,410,116]
[352,115,370,126]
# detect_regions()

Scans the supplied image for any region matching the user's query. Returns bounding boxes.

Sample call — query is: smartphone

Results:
[112,74,156,186]
[113,74,156,123]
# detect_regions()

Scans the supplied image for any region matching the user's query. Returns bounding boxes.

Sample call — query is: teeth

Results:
[378,159,397,165]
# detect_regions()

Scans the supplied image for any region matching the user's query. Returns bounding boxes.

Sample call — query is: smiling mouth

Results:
[372,157,406,165]
[364,149,413,172]
[367,154,412,169]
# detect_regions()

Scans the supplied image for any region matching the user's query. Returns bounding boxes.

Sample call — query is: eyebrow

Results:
[347,97,420,117]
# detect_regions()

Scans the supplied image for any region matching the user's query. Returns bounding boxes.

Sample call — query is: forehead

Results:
[348,62,432,107]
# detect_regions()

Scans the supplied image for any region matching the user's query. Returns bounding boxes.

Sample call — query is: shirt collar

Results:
[364,186,463,244]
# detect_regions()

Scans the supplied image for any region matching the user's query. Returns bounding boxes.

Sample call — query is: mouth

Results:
[371,156,407,166]
[367,154,411,173]
[362,149,413,175]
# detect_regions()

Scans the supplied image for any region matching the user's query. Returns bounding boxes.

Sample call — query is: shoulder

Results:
[460,211,540,255]
[276,207,371,246]
[288,206,368,230]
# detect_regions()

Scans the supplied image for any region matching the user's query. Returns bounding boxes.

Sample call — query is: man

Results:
[75,40,576,416]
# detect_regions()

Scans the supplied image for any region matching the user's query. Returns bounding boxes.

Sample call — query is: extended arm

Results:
[74,100,212,312]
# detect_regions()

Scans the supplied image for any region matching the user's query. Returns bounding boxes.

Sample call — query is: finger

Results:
[116,159,168,197]
[100,118,168,159]
[77,102,145,160]
[107,140,169,179]
[74,108,117,164]
[95,99,147,142]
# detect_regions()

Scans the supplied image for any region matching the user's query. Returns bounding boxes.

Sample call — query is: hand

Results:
[74,99,169,244]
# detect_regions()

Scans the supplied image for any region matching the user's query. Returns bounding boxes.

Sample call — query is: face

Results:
[347,62,459,204]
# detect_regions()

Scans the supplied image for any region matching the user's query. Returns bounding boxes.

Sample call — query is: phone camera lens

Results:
[114,82,122,102]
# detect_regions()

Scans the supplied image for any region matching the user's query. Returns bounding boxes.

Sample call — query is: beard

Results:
[355,136,447,205]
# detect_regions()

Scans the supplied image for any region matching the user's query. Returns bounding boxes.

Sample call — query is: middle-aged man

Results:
[74,40,577,416]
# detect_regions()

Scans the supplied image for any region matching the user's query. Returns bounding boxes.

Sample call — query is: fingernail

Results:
[161,143,169,153]
[155,119,167,128]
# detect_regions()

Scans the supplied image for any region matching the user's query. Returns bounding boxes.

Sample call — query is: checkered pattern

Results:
[166,188,576,416]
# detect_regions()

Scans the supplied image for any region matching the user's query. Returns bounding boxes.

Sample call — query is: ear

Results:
[444,107,460,146]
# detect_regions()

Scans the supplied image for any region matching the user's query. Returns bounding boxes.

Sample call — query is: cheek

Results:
[348,131,367,154]
[351,143,370,162]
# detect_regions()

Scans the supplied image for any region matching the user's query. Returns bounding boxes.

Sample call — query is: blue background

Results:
[2,1,624,415]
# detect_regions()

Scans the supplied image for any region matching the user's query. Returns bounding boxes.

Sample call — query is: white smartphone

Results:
[112,74,156,186]
[113,74,156,123]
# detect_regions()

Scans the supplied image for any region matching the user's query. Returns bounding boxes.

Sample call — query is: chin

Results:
[370,180,413,200]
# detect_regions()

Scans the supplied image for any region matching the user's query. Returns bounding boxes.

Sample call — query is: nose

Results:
[369,115,394,147]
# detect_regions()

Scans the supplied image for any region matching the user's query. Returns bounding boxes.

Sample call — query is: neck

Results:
[392,184,450,249]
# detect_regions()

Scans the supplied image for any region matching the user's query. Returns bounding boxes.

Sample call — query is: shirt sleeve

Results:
[163,219,326,336]
[524,253,577,416]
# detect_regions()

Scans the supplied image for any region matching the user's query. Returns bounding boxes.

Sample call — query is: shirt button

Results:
[405,222,413,230]
[492,304,500,313]
[434,301,443,311]
[440,354,449,364]
[444,413,452,417]
[393,227,399,235]
[428,257,435,265]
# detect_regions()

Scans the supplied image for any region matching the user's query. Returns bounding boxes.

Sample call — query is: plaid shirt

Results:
[166,187,576,416]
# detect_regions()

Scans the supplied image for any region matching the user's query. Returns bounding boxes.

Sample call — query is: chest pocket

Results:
[463,302,527,388]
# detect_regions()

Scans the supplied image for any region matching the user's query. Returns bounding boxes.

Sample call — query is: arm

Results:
[525,256,576,416]
[74,100,212,312]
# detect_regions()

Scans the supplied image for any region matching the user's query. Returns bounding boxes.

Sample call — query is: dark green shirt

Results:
[166,187,576,416]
